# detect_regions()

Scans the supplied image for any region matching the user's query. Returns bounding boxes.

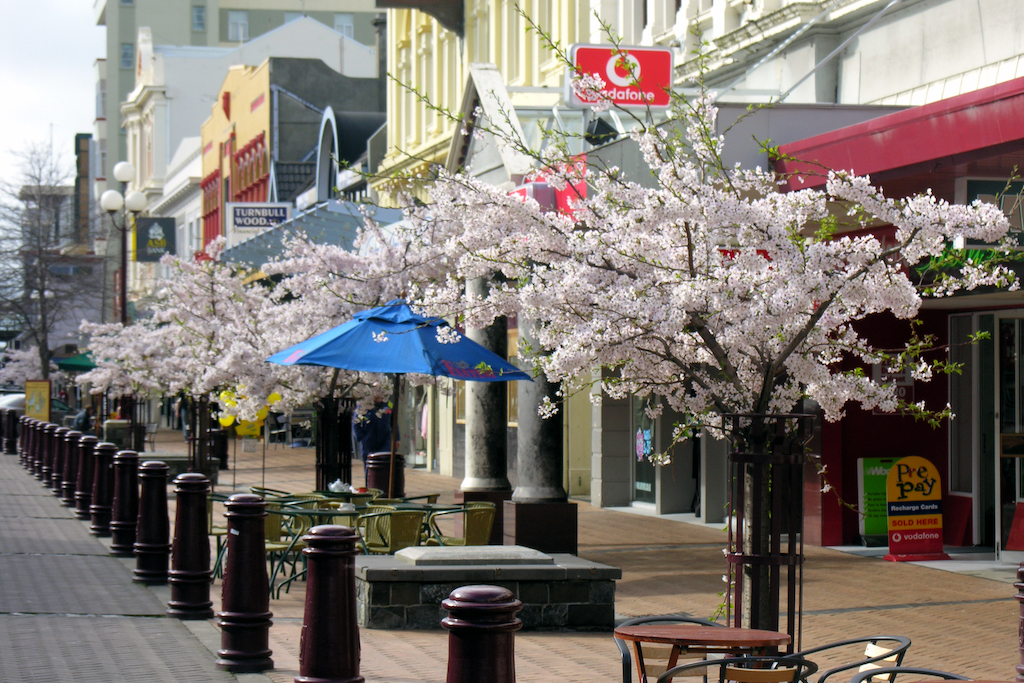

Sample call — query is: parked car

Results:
[0,393,71,424]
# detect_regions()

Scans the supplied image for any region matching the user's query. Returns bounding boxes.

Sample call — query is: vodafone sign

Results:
[569,44,674,109]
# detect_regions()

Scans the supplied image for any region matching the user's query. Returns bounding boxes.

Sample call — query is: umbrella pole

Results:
[388,374,401,498]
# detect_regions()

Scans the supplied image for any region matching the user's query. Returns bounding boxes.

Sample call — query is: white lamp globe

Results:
[124,190,147,213]
[112,161,135,184]
[100,189,124,213]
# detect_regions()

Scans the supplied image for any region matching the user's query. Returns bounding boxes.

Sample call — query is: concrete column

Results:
[513,318,564,504]
[462,279,511,493]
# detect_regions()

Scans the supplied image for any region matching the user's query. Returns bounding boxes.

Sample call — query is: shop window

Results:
[192,6,206,31]
[120,43,134,69]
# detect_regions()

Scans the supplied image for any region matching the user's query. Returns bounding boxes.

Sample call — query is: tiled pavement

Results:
[4,429,1022,682]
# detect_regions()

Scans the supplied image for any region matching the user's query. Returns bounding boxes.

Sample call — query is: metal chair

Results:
[847,668,968,683]
[426,502,495,546]
[355,508,426,554]
[615,615,724,683]
[792,636,911,683]
[658,655,818,683]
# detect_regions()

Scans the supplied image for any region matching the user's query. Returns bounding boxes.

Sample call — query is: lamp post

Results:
[100,161,146,326]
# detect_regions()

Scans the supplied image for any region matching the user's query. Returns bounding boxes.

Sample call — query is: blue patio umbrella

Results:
[267,300,531,494]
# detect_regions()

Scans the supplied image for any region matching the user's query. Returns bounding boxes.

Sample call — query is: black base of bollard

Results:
[215,612,274,672]
[166,571,214,619]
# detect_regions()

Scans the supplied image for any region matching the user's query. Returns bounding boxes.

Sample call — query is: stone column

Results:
[506,317,577,553]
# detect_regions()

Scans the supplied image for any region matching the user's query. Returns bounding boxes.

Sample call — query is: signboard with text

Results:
[225,202,292,247]
[858,457,898,545]
[24,380,50,422]
[133,217,176,262]
[568,45,674,109]
[884,455,949,561]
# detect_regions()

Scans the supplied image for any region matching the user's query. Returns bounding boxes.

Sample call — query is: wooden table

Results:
[613,625,791,683]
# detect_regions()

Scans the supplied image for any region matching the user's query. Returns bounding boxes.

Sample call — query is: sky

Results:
[0,2,106,186]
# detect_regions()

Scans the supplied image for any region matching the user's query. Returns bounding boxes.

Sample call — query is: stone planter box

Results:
[354,546,620,631]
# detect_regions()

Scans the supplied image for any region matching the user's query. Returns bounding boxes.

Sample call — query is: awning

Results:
[57,352,95,372]
[221,200,404,267]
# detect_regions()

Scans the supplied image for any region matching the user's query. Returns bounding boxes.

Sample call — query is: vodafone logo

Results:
[892,533,901,542]
[606,53,641,87]
[570,45,674,109]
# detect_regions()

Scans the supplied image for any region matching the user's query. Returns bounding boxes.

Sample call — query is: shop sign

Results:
[24,380,50,422]
[133,217,176,262]
[884,455,947,560]
[568,45,674,109]
[226,202,292,247]
[857,457,898,544]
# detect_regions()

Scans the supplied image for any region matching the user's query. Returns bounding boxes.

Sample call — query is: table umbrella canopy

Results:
[266,300,532,382]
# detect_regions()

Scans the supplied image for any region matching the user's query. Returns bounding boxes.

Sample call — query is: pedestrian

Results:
[72,405,95,435]
[354,395,398,479]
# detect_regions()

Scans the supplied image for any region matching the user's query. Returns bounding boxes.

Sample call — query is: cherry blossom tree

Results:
[0,346,60,387]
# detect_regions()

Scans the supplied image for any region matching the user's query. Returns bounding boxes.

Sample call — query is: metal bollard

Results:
[295,525,363,683]
[18,417,30,467]
[441,585,523,683]
[3,409,16,455]
[61,430,82,505]
[109,450,140,556]
[31,420,44,477]
[1016,562,1024,682]
[216,493,273,673]
[134,461,170,584]
[51,427,70,495]
[167,473,214,619]
[75,436,98,520]
[41,423,58,483]
[22,417,34,469]
[89,442,117,536]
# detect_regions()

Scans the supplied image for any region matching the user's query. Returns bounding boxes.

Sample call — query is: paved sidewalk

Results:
[7,428,1020,682]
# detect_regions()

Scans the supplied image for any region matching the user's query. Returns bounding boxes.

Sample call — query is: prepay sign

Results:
[884,455,948,561]
[569,45,674,109]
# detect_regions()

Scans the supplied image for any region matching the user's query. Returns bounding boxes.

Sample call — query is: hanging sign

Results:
[133,217,176,262]
[884,455,949,561]
[225,202,292,247]
[568,45,674,109]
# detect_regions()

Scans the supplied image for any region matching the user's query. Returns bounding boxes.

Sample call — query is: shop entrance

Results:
[996,316,1024,560]
[632,396,656,505]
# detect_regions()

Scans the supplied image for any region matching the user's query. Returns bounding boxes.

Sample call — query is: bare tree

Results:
[0,142,103,380]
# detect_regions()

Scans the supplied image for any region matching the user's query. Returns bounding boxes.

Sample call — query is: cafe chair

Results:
[250,486,292,498]
[847,668,968,683]
[355,508,426,554]
[615,615,723,683]
[425,502,496,546]
[209,493,229,578]
[657,655,818,683]
[792,636,911,683]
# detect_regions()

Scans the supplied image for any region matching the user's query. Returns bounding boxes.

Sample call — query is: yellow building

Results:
[371,1,593,204]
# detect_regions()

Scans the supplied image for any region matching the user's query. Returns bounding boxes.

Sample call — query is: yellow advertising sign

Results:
[885,455,945,559]
[24,380,51,422]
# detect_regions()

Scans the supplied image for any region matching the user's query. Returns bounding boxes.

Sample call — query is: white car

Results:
[0,393,71,424]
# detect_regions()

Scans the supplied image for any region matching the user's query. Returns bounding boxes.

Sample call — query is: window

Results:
[228,11,249,42]
[120,43,134,69]
[284,11,302,23]
[120,0,133,5]
[95,79,106,119]
[334,13,354,38]
[192,6,206,31]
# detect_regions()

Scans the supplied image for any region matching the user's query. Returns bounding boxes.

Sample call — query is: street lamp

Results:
[100,161,146,326]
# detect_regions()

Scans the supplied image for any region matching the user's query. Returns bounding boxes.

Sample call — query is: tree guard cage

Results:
[725,413,815,652]
[315,396,356,490]
[187,395,211,474]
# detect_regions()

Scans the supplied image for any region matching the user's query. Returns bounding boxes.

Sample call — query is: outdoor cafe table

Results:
[613,625,791,683]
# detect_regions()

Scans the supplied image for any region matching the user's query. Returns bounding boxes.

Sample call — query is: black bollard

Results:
[441,585,523,683]
[41,423,58,483]
[365,452,405,497]
[134,461,170,584]
[75,436,98,520]
[109,450,140,556]
[31,420,43,476]
[167,473,214,619]
[216,493,273,673]
[51,427,70,495]
[18,417,30,467]
[89,442,117,536]
[3,409,16,455]
[1016,562,1024,682]
[22,417,34,469]
[295,525,363,683]
[61,430,82,505]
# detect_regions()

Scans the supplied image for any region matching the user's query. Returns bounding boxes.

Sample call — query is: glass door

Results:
[632,396,656,505]
[996,317,1024,559]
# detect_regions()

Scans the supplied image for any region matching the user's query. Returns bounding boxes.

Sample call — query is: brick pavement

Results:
[10,427,1019,682]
